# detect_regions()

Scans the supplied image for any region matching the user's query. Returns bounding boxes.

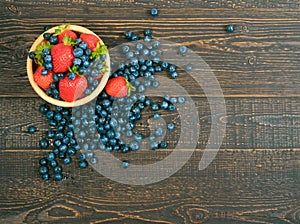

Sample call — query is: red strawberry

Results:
[80,33,99,51]
[51,43,75,73]
[105,76,134,98]
[59,75,88,102]
[33,66,54,91]
[58,30,77,43]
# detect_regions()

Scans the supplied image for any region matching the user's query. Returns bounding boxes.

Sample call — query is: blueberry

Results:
[85,48,92,56]
[76,38,82,45]
[83,60,90,68]
[42,173,49,181]
[44,55,52,63]
[168,104,176,111]
[144,35,151,42]
[170,71,178,79]
[160,101,169,109]
[39,139,49,149]
[39,158,47,166]
[159,141,168,148]
[150,50,157,57]
[178,46,188,55]
[126,51,134,59]
[145,60,153,67]
[43,26,51,31]
[54,165,62,173]
[150,141,159,150]
[170,97,177,104]
[153,113,160,119]
[54,139,62,147]
[73,58,82,66]
[161,61,169,70]
[73,48,84,57]
[169,65,176,73]
[144,28,152,36]
[122,160,129,168]
[121,145,130,153]
[50,159,58,168]
[46,110,54,119]
[79,41,88,49]
[49,35,58,44]
[109,138,117,146]
[42,48,50,56]
[44,63,53,71]
[226,24,235,33]
[152,40,161,49]
[150,8,159,16]
[63,157,71,165]
[137,84,146,93]
[130,34,139,41]
[134,133,143,142]
[46,151,55,161]
[28,125,37,134]
[154,127,165,137]
[151,103,159,111]
[28,51,35,60]
[184,64,193,72]
[54,112,62,121]
[43,33,51,40]
[124,31,133,40]
[53,173,63,181]
[178,96,185,104]
[167,122,175,130]
[38,166,48,175]
[142,48,150,55]
[90,157,97,165]
[136,42,144,51]
[152,80,160,88]
[67,72,76,80]
[57,73,64,80]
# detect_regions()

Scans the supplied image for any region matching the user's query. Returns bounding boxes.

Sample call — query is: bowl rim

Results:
[27,24,110,107]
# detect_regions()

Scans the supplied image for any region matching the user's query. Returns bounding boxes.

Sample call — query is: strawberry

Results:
[80,33,99,51]
[33,66,54,91]
[59,75,88,102]
[105,76,134,98]
[51,37,75,73]
[58,30,77,43]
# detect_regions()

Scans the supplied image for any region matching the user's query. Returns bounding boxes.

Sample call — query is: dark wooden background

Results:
[1,0,300,223]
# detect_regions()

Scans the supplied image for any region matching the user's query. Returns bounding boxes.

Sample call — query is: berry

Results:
[38,166,48,175]
[80,33,99,51]
[39,138,49,149]
[29,51,35,59]
[67,72,76,80]
[57,30,77,43]
[105,76,134,98]
[167,122,175,130]
[53,173,63,181]
[73,48,84,58]
[122,160,129,168]
[59,75,88,102]
[33,66,54,91]
[178,46,187,55]
[226,24,235,33]
[28,125,37,134]
[144,28,152,36]
[51,42,75,73]
[49,35,58,44]
[150,8,159,16]
[159,141,168,148]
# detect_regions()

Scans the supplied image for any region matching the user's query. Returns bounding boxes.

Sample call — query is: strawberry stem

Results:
[90,42,108,60]
[53,24,70,36]
[125,79,135,96]
[63,36,77,46]
[34,41,53,66]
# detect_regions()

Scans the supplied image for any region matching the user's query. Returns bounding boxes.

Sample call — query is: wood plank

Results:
[2,0,300,9]
[0,150,298,223]
[1,6,300,97]
[2,97,300,150]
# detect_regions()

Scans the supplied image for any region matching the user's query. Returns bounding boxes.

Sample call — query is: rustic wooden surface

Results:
[0,0,300,223]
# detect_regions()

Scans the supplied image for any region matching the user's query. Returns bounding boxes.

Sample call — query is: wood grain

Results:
[1,0,300,223]
[1,4,300,96]
[2,97,300,150]
[0,150,299,223]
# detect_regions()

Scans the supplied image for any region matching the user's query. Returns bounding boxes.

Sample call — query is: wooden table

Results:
[0,0,299,223]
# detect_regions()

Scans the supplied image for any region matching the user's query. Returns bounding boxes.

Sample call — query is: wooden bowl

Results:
[27,25,110,107]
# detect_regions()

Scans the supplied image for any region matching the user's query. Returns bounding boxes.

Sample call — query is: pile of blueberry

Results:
[35,27,190,181]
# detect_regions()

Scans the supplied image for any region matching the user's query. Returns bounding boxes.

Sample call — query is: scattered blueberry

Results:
[122,160,129,168]
[226,24,235,33]
[28,125,37,134]
[150,8,159,16]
